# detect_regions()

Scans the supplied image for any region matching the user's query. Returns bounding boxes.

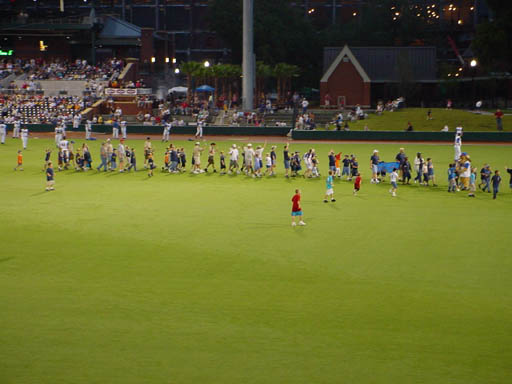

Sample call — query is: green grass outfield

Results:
[1,137,511,384]
[325,108,505,131]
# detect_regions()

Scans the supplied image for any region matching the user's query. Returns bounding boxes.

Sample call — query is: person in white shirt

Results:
[454,134,462,161]
[302,98,309,114]
[54,126,63,147]
[228,144,239,174]
[60,121,67,139]
[21,127,29,149]
[12,119,21,138]
[0,121,6,144]
[195,119,204,139]
[85,120,92,140]
[73,114,81,130]
[389,168,399,197]
[120,120,127,139]
[162,122,171,142]
[244,144,255,175]
[112,122,119,139]
[118,141,125,172]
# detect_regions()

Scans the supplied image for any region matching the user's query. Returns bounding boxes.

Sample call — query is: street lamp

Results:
[470,59,477,108]
[204,60,210,68]
[174,68,180,74]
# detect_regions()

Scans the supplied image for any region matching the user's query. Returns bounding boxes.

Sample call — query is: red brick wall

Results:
[140,28,154,64]
[320,60,371,107]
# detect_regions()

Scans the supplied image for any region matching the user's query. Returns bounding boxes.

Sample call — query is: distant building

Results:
[320,45,437,107]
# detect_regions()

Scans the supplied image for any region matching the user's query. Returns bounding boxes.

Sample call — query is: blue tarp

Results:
[378,161,400,174]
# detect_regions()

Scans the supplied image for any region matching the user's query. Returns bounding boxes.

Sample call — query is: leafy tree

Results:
[472,0,512,72]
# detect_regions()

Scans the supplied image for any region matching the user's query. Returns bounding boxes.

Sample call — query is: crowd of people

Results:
[1,121,509,201]
[0,94,93,124]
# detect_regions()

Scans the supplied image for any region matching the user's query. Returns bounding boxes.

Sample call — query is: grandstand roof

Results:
[99,16,141,39]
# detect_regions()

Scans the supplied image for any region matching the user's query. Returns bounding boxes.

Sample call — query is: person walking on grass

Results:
[97,142,108,172]
[45,161,55,191]
[192,142,204,174]
[291,189,306,227]
[506,167,512,191]
[353,173,362,195]
[389,168,398,197]
[468,167,477,197]
[491,170,501,199]
[283,143,291,178]
[14,150,23,171]
[448,163,457,193]
[228,144,239,174]
[370,149,380,183]
[324,170,336,203]
[479,165,491,193]
[401,157,412,184]
[414,152,424,184]
[205,143,217,173]
[143,137,152,168]
[0,120,6,144]
[495,109,504,131]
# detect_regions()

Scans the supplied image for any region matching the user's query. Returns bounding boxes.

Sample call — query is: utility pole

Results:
[242,0,254,111]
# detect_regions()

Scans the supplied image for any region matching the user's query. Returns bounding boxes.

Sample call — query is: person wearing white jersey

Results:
[195,119,204,139]
[162,121,171,142]
[85,120,92,140]
[112,121,119,139]
[21,127,29,149]
[244,144,255,175]
[73,114,81,130]
[60,121,67,139]
[55,125,63,147]
[454,134,462,161]
[59,138,70,166]
[12,119,21,138]
[120,120,127,139]
[0,121,6,144]
[228,144,240,174]
[389,168,399,197]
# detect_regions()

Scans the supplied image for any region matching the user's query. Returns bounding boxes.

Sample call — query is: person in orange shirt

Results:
[334,151,342,178]
[14,150,23,171]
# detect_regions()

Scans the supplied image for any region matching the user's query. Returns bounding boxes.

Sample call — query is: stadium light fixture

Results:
[174,68,180,74]
[151,57,156,63]
[470,59,477,68]
[165,57,170,63]
[172,57,176,64]
[204,61,210,68]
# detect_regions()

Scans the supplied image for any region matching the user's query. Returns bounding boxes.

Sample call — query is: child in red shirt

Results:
[291,189,306,227]
[353,173,362,195]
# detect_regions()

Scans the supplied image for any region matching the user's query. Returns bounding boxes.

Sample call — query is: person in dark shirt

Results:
[491,170,501,199]
[370,150,380,183]
[180,147,186,171]
[506,167,512,190]
[406,122,414,131]
[147,151,156,177]
[395,148,406,180]
[328,150,336,173]
[350,156,359,180]
[283,143,291,178]
[401,157,412,184]
[342,155,351,180]
[479,165,491,193]
[127,148,137,171]
[43,148,51,171]
[45,161,55,191]
[219,151,226,174]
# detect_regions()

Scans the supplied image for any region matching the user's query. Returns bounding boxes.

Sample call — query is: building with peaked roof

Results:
[320,45,437,107]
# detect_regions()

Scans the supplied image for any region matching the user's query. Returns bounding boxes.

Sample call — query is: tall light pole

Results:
[470,59,477,108]
[242,0,254,111]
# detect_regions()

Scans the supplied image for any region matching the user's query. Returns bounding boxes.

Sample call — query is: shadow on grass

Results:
[0,257,14,264]
[30,190,50,197]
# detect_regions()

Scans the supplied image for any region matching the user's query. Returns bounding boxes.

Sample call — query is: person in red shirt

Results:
[353,173,362,195]
[495,109,504,131]
[291,189,306,227]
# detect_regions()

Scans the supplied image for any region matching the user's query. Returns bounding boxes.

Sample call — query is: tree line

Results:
[179,61,299,104]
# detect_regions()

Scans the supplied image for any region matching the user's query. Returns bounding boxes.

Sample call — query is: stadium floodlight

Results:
[470,59,477,68]
[204,61,210,68]
[165,57,170,63]
[174,68,180,74]
[151,57,156,63]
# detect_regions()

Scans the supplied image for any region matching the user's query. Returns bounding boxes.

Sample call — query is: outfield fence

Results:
[11,124,512,142]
